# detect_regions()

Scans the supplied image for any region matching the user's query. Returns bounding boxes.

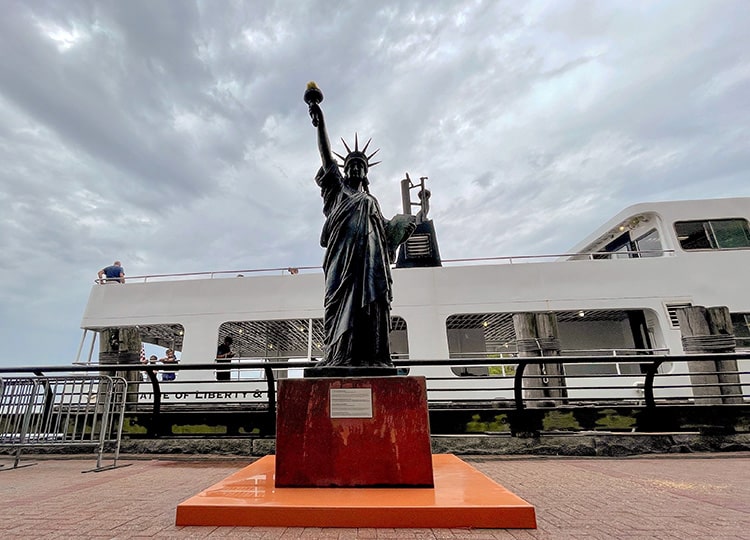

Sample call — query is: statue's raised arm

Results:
[304,82,336,170]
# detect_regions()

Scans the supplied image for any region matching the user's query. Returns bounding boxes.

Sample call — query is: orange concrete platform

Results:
[175,454,536,528]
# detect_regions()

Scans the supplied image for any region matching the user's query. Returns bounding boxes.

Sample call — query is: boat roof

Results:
[569,197,750,254]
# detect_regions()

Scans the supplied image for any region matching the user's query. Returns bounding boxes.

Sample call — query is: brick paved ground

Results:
[0,453,748,539]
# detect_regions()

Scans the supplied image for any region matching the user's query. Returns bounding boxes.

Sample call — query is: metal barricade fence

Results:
[0,375,128,472]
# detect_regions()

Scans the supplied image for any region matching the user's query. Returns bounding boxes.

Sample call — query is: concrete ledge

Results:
[120,438,255,455]
[7,433,749,458]
[116,432,750,457]
[432,433,750,456]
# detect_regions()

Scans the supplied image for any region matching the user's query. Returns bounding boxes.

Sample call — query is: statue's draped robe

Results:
[316,163,393,367]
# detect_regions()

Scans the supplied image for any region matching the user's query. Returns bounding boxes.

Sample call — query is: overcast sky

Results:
[1,0,749,367]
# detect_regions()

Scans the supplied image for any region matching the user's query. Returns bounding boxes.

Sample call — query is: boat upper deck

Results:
[78,197,750,366]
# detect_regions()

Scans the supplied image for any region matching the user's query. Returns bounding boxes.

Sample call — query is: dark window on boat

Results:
[218,318,325,360]
[634,229,661,257]
[446,313,516,377]
[594,233,631,259]
[674,218,750,250]
[446,310,657,377]
[595,229,663,259]
[731,313,750,350]
[215,317,409,379]
[610,243,631,259]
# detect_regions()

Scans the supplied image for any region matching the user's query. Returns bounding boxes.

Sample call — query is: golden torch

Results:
[304,81,324,127]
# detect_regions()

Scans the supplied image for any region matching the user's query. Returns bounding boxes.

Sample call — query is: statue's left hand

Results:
[405,219,417,238]
[386,214,417,246]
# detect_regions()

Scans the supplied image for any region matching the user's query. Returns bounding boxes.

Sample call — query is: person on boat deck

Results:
[160,349,178,381]
[217,336,235,359]
[215,336,234,381]
[98,261,125,284]
[142,354,158,381]
[307,98,415,368]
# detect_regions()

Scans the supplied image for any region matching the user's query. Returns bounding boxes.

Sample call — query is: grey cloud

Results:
[1,0,750,366]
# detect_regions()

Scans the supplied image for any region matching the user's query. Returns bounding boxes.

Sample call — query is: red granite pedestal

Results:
[274,376,433,487]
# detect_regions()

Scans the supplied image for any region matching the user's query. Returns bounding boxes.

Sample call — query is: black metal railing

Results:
[1,353,748,437]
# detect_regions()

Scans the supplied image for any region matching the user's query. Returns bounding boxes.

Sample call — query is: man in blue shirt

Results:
[98,261,125,284]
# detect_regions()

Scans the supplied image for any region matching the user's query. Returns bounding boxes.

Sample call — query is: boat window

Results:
[595,229,664,259]
[217,319,324,360]
[674,218,750,250]
[731,313,750,350]
[446,310,657,377]
[611,243,631,259]
[389,317,411,375]
[94,324,184,383]
[594,233,631,259]
[634,229,661,257]
[215,317,409,380]
[133,324,185,352]
[447,313,516,377]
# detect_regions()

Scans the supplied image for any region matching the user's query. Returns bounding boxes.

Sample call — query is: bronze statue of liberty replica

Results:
[304,82,415,376]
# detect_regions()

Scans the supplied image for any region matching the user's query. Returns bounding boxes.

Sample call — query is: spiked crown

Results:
[333,133,381,173]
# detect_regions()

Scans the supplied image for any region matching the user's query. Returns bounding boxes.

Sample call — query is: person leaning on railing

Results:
[160,349,178,381]
[98,260,125,284]
[141,354,158,381]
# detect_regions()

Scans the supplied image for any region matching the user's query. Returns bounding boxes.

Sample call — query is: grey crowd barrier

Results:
[0,375,127,472]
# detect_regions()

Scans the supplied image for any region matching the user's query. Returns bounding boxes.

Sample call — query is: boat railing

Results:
[562,348,670,356]
[443,249,675,265]
[3,352,748,437]
[449,348,670,359]
[91,250,678,284]
[99,265,323,284]
[448,348,671,377]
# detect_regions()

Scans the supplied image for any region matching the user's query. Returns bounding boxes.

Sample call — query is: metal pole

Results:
[74,330,87,364]
[87,332,98,366]
[307,318,313,360]
[401,177,412,215]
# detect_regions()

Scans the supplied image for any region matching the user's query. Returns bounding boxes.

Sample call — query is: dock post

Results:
[676,306,743,405]
[99,328,142,408]
[512,312,568,408]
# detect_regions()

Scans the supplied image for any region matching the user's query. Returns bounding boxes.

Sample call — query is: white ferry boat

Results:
[77,196,750,406]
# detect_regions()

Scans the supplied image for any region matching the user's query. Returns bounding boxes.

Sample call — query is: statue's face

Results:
[345,160,367,181]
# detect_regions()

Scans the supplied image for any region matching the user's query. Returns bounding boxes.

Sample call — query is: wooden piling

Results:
[676,306,742,405]
[99,327,142,406]
[513,312,568,407]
